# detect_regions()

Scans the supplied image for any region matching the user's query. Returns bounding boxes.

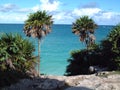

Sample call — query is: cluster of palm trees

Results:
[23,10,97,75]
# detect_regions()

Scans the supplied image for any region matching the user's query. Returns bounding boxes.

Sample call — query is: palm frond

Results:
[72,16,97,48]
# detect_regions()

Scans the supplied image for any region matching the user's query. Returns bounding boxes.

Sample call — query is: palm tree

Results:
[24,11,53,75]
[72,16,97,49]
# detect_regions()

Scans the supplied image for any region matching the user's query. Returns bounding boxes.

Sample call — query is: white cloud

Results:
[39,0,60,12]
[93,11,120,25]
[52,8,102,24]
[0,3,32,13]
[52,11,74,24]
[0,0,61,23]
[17,8,32,13]
[0,1,120,25]
[54,7,120,25]
[72,8,101,17]
[0,3,18,12]
[0,12,27,23]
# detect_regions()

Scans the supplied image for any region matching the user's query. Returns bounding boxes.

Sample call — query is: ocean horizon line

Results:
[0,23,115,26]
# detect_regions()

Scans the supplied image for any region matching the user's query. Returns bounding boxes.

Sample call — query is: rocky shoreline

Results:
[2,72,120,90]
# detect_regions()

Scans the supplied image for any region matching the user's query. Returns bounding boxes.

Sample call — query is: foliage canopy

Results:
[0,33,36,72]
[0,33,36,88]
[72,16,97,48]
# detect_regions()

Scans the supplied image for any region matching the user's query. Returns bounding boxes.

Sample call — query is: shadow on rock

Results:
[65,86,93,90]
[0,70,30,89]
[2,76,68,90]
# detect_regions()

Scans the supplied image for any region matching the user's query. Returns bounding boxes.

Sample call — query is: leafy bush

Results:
[98,24,120,70]
[65,50,89,76]
[72,16,97,49]
[0,33,36,87]
[65,45,102,76]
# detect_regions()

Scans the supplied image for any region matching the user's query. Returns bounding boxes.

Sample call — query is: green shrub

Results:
[65,45,102,76]
[99,24,120,70]
[0,33,36,88]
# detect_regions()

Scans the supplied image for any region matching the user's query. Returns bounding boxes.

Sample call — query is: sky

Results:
[0,0,120,25]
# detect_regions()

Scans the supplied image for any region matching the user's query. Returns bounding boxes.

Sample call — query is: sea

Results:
[0,24,114,75]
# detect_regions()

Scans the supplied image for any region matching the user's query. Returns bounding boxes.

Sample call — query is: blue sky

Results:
[0,0,120,25]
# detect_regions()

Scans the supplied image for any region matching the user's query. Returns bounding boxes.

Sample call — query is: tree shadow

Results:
[0,70,30,89]
[1,74,93,90]
[2,76,65,90]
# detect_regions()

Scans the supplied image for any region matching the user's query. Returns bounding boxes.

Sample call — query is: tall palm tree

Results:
[24,11,53,75]
[72,16,97,49]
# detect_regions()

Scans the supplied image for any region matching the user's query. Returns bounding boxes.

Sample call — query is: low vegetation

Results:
[0,33,37,88]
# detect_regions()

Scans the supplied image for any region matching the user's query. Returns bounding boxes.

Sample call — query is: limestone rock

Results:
[3,72,120,90]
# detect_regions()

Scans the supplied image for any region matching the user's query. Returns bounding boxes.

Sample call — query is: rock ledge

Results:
[3,72,120,90]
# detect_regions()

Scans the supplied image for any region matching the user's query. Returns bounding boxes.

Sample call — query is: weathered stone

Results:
[2,72,120,90]
[89,66,95,73]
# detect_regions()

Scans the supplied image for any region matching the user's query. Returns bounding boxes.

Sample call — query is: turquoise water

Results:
[0,24,113,75]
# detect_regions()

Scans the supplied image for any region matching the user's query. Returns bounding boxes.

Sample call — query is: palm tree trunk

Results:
[38,39,40,76]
